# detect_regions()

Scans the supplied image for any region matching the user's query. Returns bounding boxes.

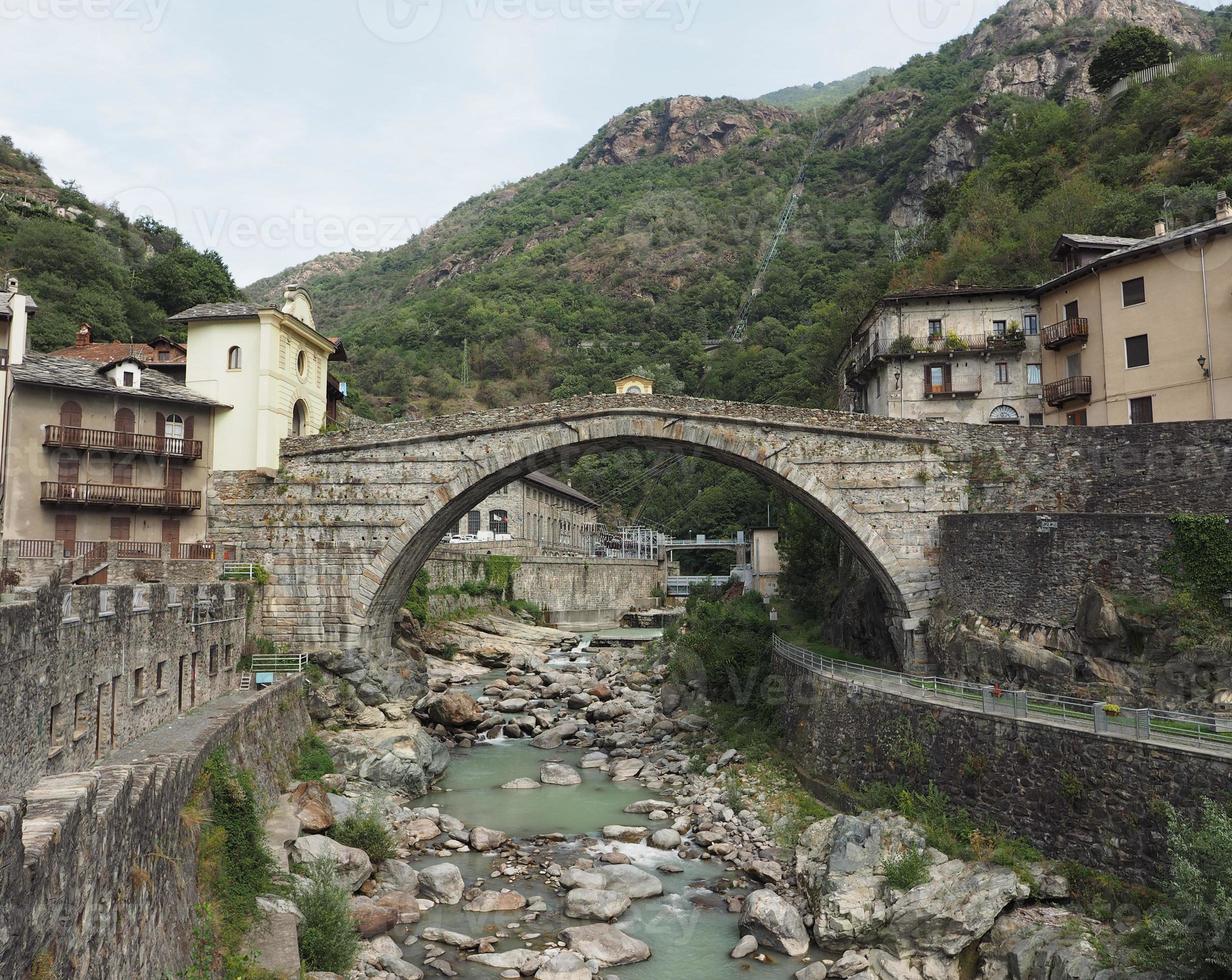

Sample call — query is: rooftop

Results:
[0,291,38,319]
[524,470,599,509]
[12,352,226,408]
[167,302,262,322]
[48,336,187,367]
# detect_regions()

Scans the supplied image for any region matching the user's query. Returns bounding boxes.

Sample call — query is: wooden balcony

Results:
[1041,317,1089,350]
[40,482,202,512]
[1044,375,1092,406]
[11,540,215,560]
[43,425,203,460]
[924,381,982,399]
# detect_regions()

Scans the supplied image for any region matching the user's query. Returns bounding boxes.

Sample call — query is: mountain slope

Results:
[247,0,1229,425]
[0,138,241,349]
[758,67,890,111]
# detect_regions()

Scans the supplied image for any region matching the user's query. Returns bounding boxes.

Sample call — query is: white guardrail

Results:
[250,652,308,675]
[772,635,1232,756]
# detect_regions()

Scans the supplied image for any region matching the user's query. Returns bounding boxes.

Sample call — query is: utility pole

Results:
[461,338,470,385]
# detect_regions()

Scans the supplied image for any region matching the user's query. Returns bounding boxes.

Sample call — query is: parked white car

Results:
[449,533,478,544]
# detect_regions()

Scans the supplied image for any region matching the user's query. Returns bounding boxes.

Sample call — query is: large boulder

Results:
[738,889,810,956]
[886,860,1029,957]
[534,950,590,980]
[540,762,582,786]
[469,949,543,973]
[795,812,926,945]
[469,826,509,851]
[564,888,631,920]
[348,895,398,938]
[289,835,372,892]
[417,863,465,905]
[561,924,651,966]
[423,690,484,727]
[594,864,663,899]
[464,889,527,913]
[288,781,336,832]
[327,721,449,798]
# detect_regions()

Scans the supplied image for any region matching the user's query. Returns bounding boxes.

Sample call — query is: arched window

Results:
[296,351,307,378]
[489,510,509,535]
[989,405,1021,425]
[227,346,242,370]
[165,413,185,440]
[625,384,643,394]
[60,401,82,431]
[292,400,308,437]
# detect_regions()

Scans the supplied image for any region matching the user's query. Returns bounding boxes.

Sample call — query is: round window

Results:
[297,350,307,378]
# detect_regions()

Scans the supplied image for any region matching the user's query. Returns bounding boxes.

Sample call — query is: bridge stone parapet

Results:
[207,395,1232,661]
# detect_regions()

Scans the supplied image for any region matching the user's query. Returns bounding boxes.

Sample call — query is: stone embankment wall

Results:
[0,680,308,979]
[939,513,1176,627]
[0,582,257,797]
[774,652,1232,882]
[423,553,664,627]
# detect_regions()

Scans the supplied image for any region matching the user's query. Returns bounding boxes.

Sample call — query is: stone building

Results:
[50,323,188,382]
[840,285,1045,426]
[460,471,599,554]
[615,374,655,395]
[749,526,780,598]
[173,285,340,475]
[0,351,221,558]
[1035,195,1232,425]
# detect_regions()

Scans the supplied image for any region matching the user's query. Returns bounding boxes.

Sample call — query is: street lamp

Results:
[1223,591,1232,614]
[1198,354,1210,378]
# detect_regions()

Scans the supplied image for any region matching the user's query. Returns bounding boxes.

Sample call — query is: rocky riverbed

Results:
[262,612,1161,980]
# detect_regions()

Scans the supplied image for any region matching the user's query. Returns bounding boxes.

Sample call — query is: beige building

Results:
[460,472,599,553]
[841,286,1045,426]
[0,351,221,558]
[615,374,655,395]
[749,527,780,598]
[1036,197,1232,425]
[173,285,338,475]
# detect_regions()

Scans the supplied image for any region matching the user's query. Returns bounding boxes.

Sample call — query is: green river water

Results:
[405,737,808,978]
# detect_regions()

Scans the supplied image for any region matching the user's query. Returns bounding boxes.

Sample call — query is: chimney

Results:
[75,323,93,347]
[1154,218,1167,237]
[6,279,29,367]
[1217,191,1232,223]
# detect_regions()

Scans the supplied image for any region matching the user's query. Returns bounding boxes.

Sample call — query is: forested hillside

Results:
[0,137,239,350]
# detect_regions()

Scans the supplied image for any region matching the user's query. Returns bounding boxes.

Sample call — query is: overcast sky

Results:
[3,0,1223,283]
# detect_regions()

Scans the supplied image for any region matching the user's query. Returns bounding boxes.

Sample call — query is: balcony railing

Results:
[10,540,218,561]
[924,381,982,398]
[846,332,1028,380]
[43,425,203,460]
[173,543,216,560]
[1043,375,1093,406]
[40,482,202,511]
[117,541,163,559]
[1041,317,1089,350]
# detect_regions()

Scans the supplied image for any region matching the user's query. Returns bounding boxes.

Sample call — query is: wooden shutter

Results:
[110,517,131,541]
[58,455,79,484]
[155,412,165,437]
[183,415,194,442]
[114,408,134,433]
[60,401,82,429]
[167,466,183,490]
[55,514,77,555]
[112,463,133,486]
[161,519,180,545]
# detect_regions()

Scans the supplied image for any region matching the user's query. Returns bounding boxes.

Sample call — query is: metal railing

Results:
[667,574,736,597]
[250,651,308,675]
[43,425,203,460]
[772,635,1232,755]
[222,561,260,580]
[1041,316,1088,349]
[1043,375,1092,406]
[40,482,202,511]
[846,332,1028,380]
[924,381,982,397]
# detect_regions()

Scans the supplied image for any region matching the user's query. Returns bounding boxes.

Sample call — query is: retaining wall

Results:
[939,513,1177,627]
[0,679,309,978]
[423,553,664,627]
[0,582,257,797]
[774,651,1232,882]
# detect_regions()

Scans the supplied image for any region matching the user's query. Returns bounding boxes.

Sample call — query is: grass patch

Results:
[883,848,930,890]
[292,733,335,781]
[772,598,879,667]
[297,860,360,974]
[1060,860,1157,923]
[330,805,396,862]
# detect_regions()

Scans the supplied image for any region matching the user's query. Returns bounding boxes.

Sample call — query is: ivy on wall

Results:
[1163,514,1232,617]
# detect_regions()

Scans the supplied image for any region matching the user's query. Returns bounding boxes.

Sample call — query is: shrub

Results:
[1089,26,1171,92]
[331,805,396,862]
[297,860,360,974]
[1134,799,1232,977]
[889,335,916,354]
[403,570,430,623]
[293,733,334,781]
[883,848,930,890]
[942,331,968,351]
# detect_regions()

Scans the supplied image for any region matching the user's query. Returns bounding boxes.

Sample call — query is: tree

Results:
[1088,27,1172,92]
[1136,799,1232,977]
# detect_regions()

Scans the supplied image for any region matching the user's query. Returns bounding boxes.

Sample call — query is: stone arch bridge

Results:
[207,395,1232,661]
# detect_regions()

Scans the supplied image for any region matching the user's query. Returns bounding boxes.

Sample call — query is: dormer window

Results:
[103,357,143,390]
[122,371,135,388]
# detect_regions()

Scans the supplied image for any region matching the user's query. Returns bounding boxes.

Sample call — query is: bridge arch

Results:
[343,415,924,656]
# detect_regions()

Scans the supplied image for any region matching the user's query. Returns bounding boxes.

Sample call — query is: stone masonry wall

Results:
[0,581,257,797]
[423,553,664,625]
[0,679,309,979]
[939,513,1177,627]
[775,653,1232,881]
